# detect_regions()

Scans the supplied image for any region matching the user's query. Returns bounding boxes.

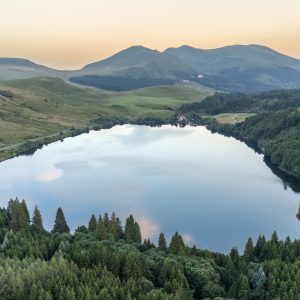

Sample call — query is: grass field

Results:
[213,113,255,124]
[0,77,212,159]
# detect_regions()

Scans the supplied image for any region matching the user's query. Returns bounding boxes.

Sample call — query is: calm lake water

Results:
[0,125,299,252]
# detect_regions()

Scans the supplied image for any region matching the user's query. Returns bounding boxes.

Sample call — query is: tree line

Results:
[2,198,300,299]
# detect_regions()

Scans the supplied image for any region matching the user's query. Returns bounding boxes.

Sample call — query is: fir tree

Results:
[125,215,142,243]
[169,232,185,255]
[21,199,30,224]
[158,232,167,251]
[271,231,279,245]
[88,214,97,231]
[96,217,108,240]
[254,235,266,260]
[103,212,110,230]
[244,237,254,262]
[32,205,43,230]
[236,275,250,299]
[52,207,70,233]
[9,198,29,231]
[111,212,123,240]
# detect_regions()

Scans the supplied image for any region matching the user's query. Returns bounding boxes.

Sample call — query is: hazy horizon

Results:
[1,0,300,69]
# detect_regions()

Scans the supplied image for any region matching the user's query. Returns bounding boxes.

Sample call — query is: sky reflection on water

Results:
[0,125,299,253]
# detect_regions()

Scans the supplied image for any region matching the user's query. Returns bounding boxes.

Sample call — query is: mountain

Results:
[0,58,62,80]
[69,46,198,91]
[1,44,300,92]
[164,44,300,92]
[80,46,196,79]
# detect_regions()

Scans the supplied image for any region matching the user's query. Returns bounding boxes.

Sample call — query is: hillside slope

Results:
[0,58,63,80]
[0,77,211,159]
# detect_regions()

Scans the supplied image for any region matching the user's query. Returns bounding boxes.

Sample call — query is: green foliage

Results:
[32,205,43,230]
[88,214,97,231]
[52,208,70,234]
[1,199,300,299]
[158,232,167,252]
[169,232,185,255]
[180,89,300,115]
[8,198,30,231]
[125,215,142,243]
[244,238,255,262]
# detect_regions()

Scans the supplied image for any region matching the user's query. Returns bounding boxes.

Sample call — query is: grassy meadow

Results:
[213,113,255,124]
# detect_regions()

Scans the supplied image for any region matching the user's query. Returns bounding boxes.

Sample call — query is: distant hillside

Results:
[1,44,300,91]
[165,44,300,92]
[0,58,62,80]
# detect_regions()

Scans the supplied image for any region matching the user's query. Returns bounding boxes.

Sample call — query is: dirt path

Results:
[0,130,69,152]
[231,114,238,124]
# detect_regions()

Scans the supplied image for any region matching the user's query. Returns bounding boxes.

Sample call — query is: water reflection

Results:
[0,125,299,253]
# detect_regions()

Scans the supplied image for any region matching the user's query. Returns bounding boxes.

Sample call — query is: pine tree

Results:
[244,237,254,262]
[111,212,123,240]
[169,232,185,255]
[96,218,107,240]
[230,247,240,268]
[21,199,30,224]
[103,212,110,230]
[88,214,97,231]
[9,198,29,231]
[237,275,250,299]
[143,238,154,249]
[254,235,266,260]
[134,221,142,244]
[52,207,70,233]
[32,205,43,230]
[271,231,279,245]
[125,215,142,243]
[158,232,167,251]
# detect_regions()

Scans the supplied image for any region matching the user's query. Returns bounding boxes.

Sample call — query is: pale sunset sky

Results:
[1,0,299,69]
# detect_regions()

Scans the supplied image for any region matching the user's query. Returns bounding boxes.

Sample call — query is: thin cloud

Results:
[35,168,63,183]
[136,216,160,240]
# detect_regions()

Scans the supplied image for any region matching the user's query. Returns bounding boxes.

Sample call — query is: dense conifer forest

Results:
[1,198,300,299]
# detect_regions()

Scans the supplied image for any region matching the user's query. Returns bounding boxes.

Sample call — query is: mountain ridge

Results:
[1,44,300,92]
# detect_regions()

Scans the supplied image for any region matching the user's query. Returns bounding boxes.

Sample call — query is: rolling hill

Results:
[0,58,63,80]
[165,44,300,92]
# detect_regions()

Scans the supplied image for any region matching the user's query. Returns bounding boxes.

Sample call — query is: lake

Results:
[0,125,299,253]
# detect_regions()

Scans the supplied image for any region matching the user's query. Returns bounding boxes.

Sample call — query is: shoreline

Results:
[206,124,300,190]
[1,117,300,190]
[0,116,177,163]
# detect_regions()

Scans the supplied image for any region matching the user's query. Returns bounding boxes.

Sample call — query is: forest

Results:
[180,89,300,115]
[1,198,300,299]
